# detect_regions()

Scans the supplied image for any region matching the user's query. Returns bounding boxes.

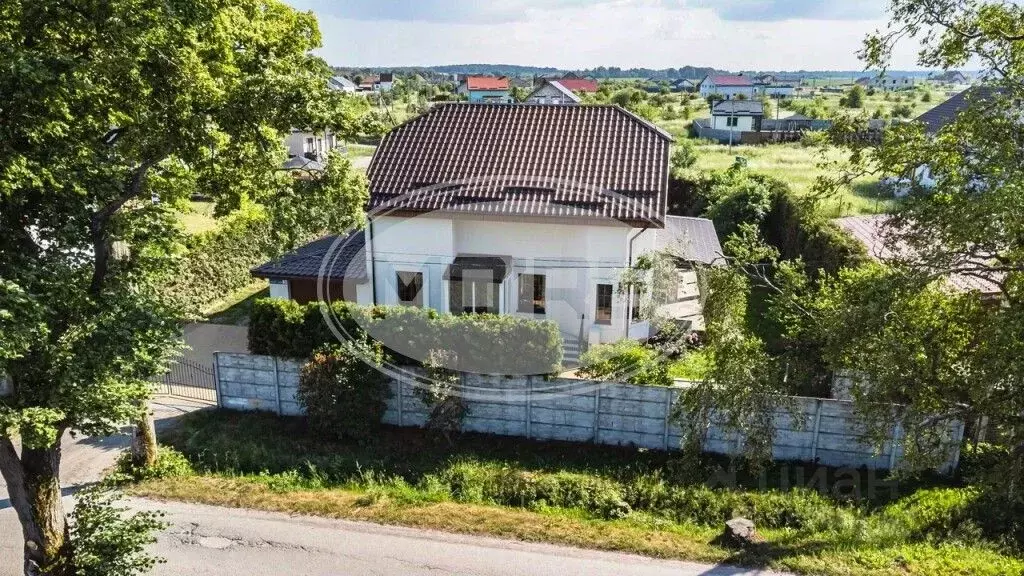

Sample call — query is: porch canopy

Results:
[443,255,513,283]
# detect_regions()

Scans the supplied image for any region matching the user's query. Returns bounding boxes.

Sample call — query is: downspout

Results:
[625,226,650,338]
[367,218,378,306]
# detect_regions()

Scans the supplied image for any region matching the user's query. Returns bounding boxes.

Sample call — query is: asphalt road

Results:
[137,498,788,576]
[0,396,792,576]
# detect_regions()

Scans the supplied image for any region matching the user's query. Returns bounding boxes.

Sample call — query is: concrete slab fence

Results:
[214,352,963,472]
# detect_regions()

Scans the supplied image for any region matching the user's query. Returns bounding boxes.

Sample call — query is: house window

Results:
[396,271,423,307]
[595,284,613,325]
[726,117,739,127]
[304,137,315,153]
[518,274,546,314]
[451,270,499,315]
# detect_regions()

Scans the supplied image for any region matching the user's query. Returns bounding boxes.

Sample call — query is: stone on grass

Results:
[719,517,766,548]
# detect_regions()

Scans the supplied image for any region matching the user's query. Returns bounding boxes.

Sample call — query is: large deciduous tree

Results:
[813,0,1024,487]
[0,1,366,574]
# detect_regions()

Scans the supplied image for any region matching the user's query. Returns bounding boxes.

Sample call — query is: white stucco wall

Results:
[367,214,656,343]
[710,115,756,131]
[700,83,755,100]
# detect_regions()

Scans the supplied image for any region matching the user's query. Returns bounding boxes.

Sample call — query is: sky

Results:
[283,0,924,71]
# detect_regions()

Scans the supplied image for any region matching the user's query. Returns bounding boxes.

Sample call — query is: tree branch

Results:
[88,156,164,295]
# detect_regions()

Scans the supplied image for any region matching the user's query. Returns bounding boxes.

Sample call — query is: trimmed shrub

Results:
[297,342,392,441]
[249,299,563,375]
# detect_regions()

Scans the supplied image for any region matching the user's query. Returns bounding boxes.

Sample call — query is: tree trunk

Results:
[0,437,70,576]
[131,408,157,468]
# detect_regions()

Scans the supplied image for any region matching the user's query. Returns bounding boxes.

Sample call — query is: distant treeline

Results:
[331,64,959,81]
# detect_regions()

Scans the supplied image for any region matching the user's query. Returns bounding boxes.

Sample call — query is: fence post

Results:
[889,420,904,470]
[525,376,532,439]
[212,352,223,409]
[592,384,601,444]
[810,399,823,460]
[272,357,282,416]
[397,376,405,427]
[663,387,673,451]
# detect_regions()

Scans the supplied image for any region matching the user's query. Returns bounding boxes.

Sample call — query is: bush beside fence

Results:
[214,352,963,472]
[248,298,563,375]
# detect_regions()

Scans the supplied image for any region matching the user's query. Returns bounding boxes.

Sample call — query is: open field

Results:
[129,410,1024,576]
[691,142,894,216]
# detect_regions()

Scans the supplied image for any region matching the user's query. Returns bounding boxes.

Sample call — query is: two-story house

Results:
[254,104,723,360]
[524,80,581,104]
[698,74,756,100]
[457,76,513,103]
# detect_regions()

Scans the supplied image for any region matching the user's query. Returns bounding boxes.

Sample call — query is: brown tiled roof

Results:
[367,104,673,226]
[917,87,1001,134]
[834,215,1001,296]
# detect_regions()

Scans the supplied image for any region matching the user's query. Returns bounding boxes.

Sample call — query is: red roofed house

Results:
[555,77,599,93]
[457,76,513,103]
[698,74,756,100]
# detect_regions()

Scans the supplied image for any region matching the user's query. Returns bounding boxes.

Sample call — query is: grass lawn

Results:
[343,143,377,158]
[202,281,268,326]
[129,410,1024,576]
[692,142,896,217]
[176,201,220,235]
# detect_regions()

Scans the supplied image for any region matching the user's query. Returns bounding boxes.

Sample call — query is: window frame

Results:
[595,283,614,326]
[395,269,426,308]
[517,273,546,315]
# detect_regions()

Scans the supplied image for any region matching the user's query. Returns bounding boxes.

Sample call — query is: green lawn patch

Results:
[133,410,1024,576]
[202,281,268,326]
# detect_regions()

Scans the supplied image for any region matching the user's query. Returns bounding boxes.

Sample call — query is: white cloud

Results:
[291,1,923,71]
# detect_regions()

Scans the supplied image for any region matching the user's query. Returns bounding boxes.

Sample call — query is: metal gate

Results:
[154,356,217,404]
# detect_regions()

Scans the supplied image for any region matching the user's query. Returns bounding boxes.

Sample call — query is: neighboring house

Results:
[834,215,1002,300]
[710,100,764,131]
[376,72,394,92]
[535,73,599,93]
[756,83,795,99]
[524,80,581,104]
[328,76,357,93]
[854,77,873,87]
[870,76,917,91]
[457,76,513,103]
[931,70,970,85]
[698,74,755,100]
[285,128,341,160]
[911,87,1000,189]
[254,103,725,356]
[671,78,698,93]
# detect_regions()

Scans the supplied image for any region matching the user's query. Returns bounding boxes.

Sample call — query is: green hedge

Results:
[249,298,563,375]
[165,205,278,317]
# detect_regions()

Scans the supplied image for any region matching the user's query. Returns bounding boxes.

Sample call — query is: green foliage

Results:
[697,168,867,276]
[416,349,468,438]
[0,0,368,566]
[69,487,167,576]
[667,348,713,381]
[164,205,276,317]
[670,140,698,176]
[297,342,392,441]
[113,447,194,484]
[578,340,671,386]
[155,409,1024,561]
[677,267,783,464]
[892,103,914,118]
[845,85,865,108]
[248,298,563,375]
